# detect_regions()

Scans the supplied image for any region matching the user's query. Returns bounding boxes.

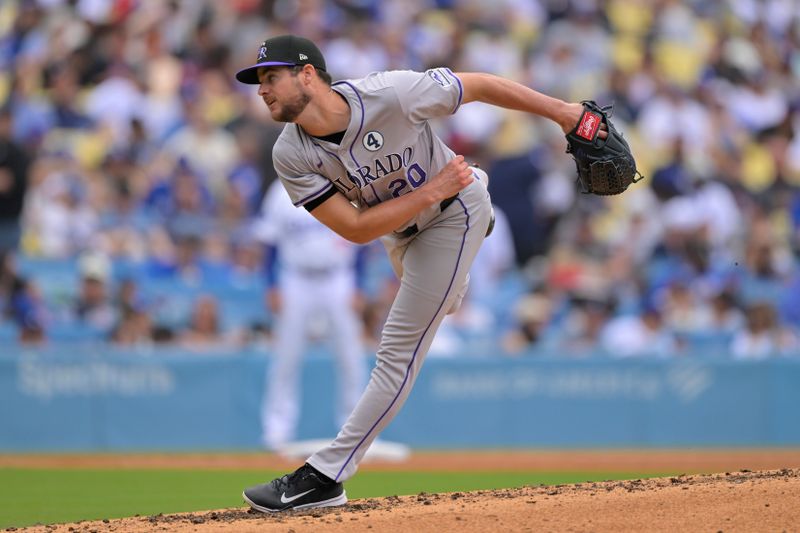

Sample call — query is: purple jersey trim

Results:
[333,81,365,169]
[334,198,472,482]
[292,182,334,207]
[444,68,463,114]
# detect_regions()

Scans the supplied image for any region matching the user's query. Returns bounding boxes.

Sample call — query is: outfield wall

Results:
[2,348,799,451]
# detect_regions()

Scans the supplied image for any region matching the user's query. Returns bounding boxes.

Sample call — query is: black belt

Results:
[439,194,458,212]
[395,194,458,239]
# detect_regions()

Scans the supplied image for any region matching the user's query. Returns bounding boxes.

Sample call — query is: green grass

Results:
[0,468,666,528]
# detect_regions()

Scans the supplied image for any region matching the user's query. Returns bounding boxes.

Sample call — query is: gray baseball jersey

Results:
[273,68,464,240]
[272,68,493,482]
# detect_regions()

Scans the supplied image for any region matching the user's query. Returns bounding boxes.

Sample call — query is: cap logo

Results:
[299,53,308,60]
[257,42,268,62]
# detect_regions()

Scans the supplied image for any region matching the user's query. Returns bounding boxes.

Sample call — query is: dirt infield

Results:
[4,448,800,472]
[13,468,800,533]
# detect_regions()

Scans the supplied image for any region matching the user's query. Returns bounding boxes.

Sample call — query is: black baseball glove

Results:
[565,100,643,196]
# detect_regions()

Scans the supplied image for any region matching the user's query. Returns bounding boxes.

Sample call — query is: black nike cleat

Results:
[243,463,347,512]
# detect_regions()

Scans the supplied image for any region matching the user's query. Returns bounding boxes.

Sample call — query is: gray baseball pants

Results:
[307,170,493,482]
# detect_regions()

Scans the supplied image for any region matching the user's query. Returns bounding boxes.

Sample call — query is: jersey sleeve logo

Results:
[427,68,452,88]
[362,131,384,151]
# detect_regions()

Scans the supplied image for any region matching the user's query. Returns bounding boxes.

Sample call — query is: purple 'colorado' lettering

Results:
[350,149,414,186]
[374,158,389,178]
[332,175,356,193]
[402,147,413,166]
[356,166,375,183]
[386,153,403,173]
[347,172,362,188]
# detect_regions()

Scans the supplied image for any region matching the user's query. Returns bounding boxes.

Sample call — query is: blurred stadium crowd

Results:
[1,0,800,359]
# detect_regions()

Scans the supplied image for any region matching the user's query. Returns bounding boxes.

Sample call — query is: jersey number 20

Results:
[388,164,427,198]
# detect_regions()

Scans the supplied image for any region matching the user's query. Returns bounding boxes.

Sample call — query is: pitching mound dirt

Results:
[13,468,800,532]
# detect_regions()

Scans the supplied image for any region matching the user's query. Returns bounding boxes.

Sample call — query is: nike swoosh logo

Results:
[280,488,316,504]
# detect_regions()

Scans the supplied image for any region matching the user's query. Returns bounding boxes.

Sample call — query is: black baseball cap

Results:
[235,34,326,84]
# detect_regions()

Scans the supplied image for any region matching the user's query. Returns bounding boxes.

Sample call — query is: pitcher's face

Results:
[257,67,311,123]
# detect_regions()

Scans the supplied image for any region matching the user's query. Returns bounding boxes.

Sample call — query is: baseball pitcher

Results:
[235,34,629,512]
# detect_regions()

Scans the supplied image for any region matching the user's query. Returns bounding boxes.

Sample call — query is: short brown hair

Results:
[291,65,332,86]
